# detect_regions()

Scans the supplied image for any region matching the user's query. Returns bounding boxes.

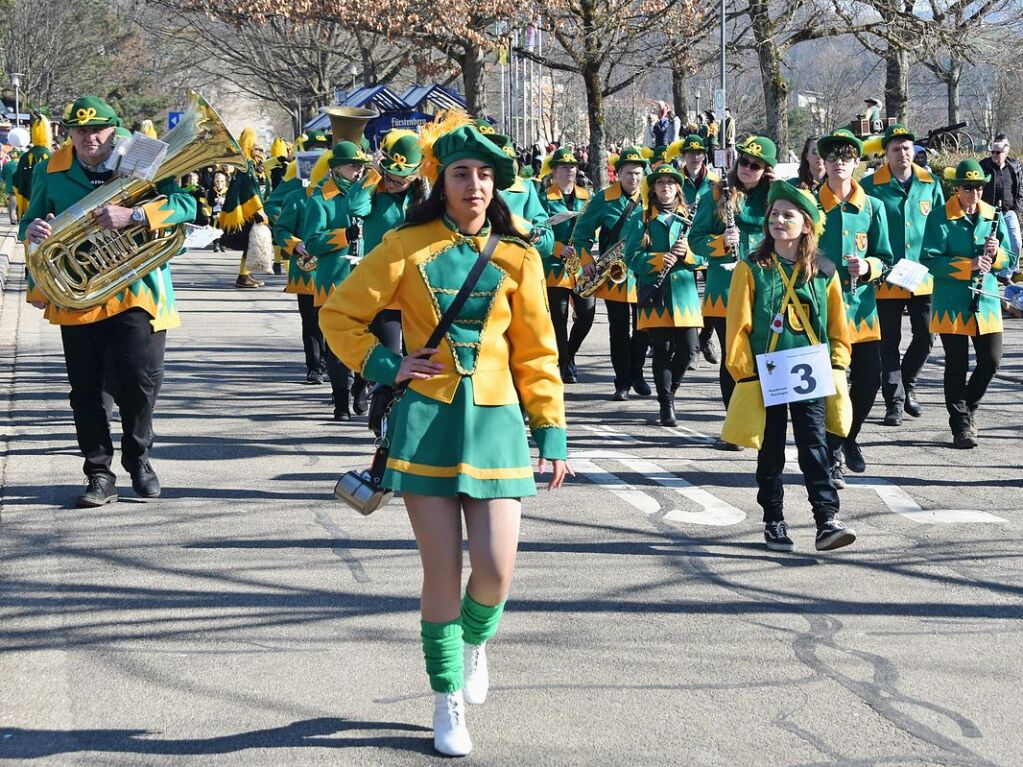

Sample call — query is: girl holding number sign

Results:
[724,181,856,552]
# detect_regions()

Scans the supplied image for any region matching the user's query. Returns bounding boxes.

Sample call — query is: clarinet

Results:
[721,176,737,260]
[849,255,859,292]
[637,204,695,307]
[969,201,1001,316]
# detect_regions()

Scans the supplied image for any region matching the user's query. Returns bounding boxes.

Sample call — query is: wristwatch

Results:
[130,206,146,224]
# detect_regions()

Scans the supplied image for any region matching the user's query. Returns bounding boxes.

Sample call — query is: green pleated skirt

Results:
[382,377,536,498]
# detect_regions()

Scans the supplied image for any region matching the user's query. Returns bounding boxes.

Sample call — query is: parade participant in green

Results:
[815,128,894,482]
[725,180,854,552]
[20,96,196,508]
[572,146,650,400]
[791,136,825,193]
[539,147,593,383]
[920,159,1014,449]
[690,136,775,447]
[339,131,428,353]
[13,114,53,220]
[320,125,569,757]
[300,141,371,418]
[488,133,555,261]
[623,164,705,426]
[2,149,20,224]
[862,124,945,425]
[218,127,268,289]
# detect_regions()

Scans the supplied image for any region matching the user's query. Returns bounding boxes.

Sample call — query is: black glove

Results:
[345,221,362,242]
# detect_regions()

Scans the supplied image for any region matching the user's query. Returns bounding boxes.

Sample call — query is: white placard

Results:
[714,149,729,168]
[885,259,930,291]
[183,224,223,249]
[109,133,170,182]
[755,343,836,407]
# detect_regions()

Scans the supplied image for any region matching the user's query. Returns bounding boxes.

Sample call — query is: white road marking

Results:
[845,479,1008,524]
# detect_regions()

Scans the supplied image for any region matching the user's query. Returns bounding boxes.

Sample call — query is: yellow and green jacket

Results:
[320,216,567,459]
[571,182,643,303]
[13,145,52,218]
[817,180,894,343]
[725,256,851,384]
[682,168,718,208]
[19,145,196,330]
[499,176,554,261]
[689,181,769,317]
[339,169,417,255]
[274,182,322,296]
[264,174,303,224]
[920,198,1014,336]
[217,160,264,232]
[539,181,590,288]
[862,162,944,299]
[623,207,705,329]
[304,176,358,307]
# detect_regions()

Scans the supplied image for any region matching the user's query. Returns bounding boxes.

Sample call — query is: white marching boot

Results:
[433,690,472,756]
[462,642,489,704]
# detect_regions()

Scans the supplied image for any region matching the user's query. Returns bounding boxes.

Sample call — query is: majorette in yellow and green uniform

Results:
[20,99,196,330]
[320,125,567,497]
[13,115,53,219]
[920,158,1015,446]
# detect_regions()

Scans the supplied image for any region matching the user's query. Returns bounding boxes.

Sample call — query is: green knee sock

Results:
[460,592,505,647]
[420,619,463,693]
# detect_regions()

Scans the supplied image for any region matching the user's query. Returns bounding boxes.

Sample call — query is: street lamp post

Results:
[695,89,701,120]
[11,73,22,127]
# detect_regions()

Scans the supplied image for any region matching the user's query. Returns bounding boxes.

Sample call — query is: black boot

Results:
[657,390,677,427]
[333,388,351,421]
[352,377,369,416]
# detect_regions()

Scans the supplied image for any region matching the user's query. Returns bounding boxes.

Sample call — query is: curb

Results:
[0,233,14,292]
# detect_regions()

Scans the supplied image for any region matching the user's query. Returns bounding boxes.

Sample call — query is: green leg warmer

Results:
[420,619,463,693]
[461,592,506,647]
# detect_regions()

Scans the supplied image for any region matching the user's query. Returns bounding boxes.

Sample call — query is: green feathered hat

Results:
[433,125,516,190]
[737,136,777,168]
[305,130,332,151]
[817,127,863,158]
[681,134,707,154]
[61,96,120,129]
[487,133,519,160]
[881,124,915,149]
[381,134,423,177]
[767,180,823,231]
[474,119,498,136]
[615,145,648,172]
[549,147,579,167]
[947,158,991,185]
[646,163,686,188]
[329,140,371,167]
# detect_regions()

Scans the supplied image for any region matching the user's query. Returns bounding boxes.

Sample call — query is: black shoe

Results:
[702,337,720,365]
[904,390,922,417]
[816,520,856,551]
[658,397,677,427]
[334,409,351,421]
[129,460,161,498]
[844,440,866,474]
[830,462,846,490]
[952,428,978,449]
[612,388,629,401]
[764,520,794,552]
[272,262,283,275]
[713,438,743,452]
[75,474,118,508]
[882,404,903,426]
[352,388,369,416]
[631,375,652,397]
[561,365,578,384]
[306,370,324,385]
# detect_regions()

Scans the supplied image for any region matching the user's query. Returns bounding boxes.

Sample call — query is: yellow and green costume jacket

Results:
[725,256,851,384]
[571,182,643,303]
[623,208,705,329]
[817,180,894,343]
[862,163,944,300]
[689,181,769,317]
[217,160,264,232]
[320,217,567,459]
[263,174,303,224]
[539,181,589,288]
[920,198,1014,336]
[339,169,416,255]
[19,145,196,330]
[499,176,554,261]
[682,168,718,208]
[274,182,322,296]
[303,176,358,307]
[13,145,52,218]
[2,159,18,196]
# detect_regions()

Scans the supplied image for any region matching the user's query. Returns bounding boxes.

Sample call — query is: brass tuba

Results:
[323,105,379,144]
[573,239,629,298]
[27,91,246,310]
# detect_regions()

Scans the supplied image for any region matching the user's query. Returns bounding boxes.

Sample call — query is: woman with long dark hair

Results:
[320,126,570,757]
[791,136,825,192]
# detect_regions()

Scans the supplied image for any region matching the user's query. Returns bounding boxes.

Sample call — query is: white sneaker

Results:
[432,690,472,756]
[462,642,489,704]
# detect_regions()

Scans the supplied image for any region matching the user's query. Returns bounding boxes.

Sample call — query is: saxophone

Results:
[573,239,628,298]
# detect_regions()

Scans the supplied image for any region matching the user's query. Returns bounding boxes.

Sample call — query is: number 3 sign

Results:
[755,344,836,407]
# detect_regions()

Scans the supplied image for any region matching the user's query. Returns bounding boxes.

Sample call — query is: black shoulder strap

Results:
[424,232,499,350]
[606,196,639,244]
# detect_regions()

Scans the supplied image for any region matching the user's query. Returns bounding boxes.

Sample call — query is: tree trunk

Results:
[583,63,607,187]
[671,58,688,124]
[947,56,962,126]
[461,43,487,117]
[750,0,788,155]
[884,45,909,123]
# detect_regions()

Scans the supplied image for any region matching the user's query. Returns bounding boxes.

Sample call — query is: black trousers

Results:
[940,332,1003,429]
[604,300,649,390]
[60,309,166,479]
[827,340,881,460]
[370,309,403,354]
[877,295,933,406]
[648,327,699,394]
[324,342,356,413]
[297,294,326,375]
[548,287,595,367]
[757,397,839,526]
[702,316,735,407]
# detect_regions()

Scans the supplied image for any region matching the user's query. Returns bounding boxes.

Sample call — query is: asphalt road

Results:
[2,234,1021,766]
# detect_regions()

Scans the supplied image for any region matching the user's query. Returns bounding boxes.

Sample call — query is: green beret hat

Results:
[948,158,991,185]
[305,130,332,150]
[549,147,579,166]
[882,124,915,149]
[681,134,707,153]
[767,180,822,228]
[615,145,648,172]
[474,119,498,136]
[817,128,863,158]
[329,140,371,167]
[737,136,777,168]
[61,96,120,129]
[433,126,516,190]
[381,134,423,177]
[647,163,686,188]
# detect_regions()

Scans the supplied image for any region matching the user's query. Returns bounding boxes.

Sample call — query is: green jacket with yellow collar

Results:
[571,181,642,303]
[19,144,196,330]
[539,181,590,288]
[499,176,554,261]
